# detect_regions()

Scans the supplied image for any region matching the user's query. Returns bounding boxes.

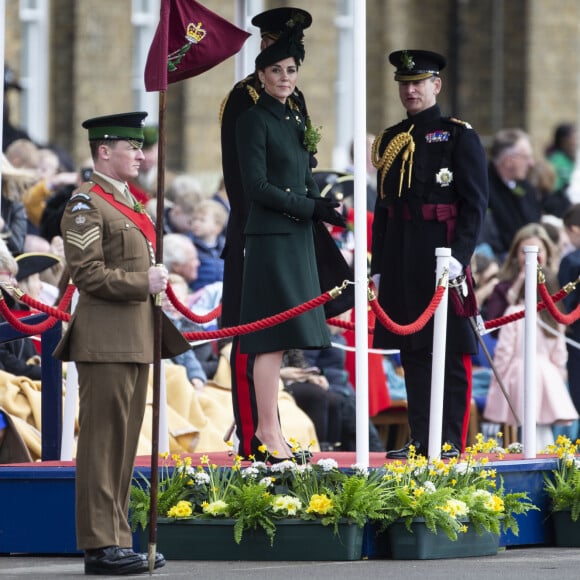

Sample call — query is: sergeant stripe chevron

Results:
[66,226,100,250]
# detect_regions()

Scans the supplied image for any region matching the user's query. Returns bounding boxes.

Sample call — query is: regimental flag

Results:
[144,0,251,92]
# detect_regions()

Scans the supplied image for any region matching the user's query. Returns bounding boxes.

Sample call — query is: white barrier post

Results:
[428,247,450,460]
[523,245,538,458]
[60,290,79,460]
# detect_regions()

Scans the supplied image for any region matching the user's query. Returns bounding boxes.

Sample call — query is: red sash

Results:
[91,183,157,251]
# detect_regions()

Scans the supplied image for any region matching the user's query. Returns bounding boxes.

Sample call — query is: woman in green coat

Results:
[235,29,345,462]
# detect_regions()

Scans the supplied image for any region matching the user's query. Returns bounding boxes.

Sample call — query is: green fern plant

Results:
[543,435,580,522]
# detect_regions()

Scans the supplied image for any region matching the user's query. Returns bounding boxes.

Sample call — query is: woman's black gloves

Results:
[312,197,346,227]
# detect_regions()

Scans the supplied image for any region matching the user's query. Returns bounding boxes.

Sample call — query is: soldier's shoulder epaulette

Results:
[445,116,473,129]
[219,76,260,124]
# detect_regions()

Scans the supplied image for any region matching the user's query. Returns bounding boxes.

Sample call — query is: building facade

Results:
[4,0,580,192]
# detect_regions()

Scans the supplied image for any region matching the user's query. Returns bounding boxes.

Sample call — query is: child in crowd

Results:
[483,223,578,447]
[191,199,227,291]
[162,273,207,391]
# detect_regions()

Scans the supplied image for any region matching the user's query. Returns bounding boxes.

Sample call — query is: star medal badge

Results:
[435,167,453,187]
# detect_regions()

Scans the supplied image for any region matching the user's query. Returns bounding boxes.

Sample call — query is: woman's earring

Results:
[260,82,264,89]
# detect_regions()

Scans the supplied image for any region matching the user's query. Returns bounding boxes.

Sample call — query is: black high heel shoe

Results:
[250,436,294,465]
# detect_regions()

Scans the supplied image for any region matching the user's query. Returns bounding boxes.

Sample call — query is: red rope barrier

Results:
[325,316,374,333]
[58,284,76,312]
[537,283,580,325]
[483,287,569,330]
[165,283,222,324]
[19,292,72,322]
[0,297,62,334]
[368,284,446,336]
[182,290,335,341]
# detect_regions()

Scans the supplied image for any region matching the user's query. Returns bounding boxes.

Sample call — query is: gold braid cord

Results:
[371,125,415,198]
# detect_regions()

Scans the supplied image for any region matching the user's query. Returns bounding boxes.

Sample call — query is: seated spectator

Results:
[211,176,230,233]
[302,330,385,452]
[130,125,159,198]
[479,128,542,261]
[483,223,578,448]
[546,122,577,195]
[20,148,78,233]
[0,243,60,379]
[281,349,343,451]
[163,273,207,391]
[191,199,227,291]
[163,233,222,330]
[160,183,203,236]
[486,223,557,323]
[1,153,33,255]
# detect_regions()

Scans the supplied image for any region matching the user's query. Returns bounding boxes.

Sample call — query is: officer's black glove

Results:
[312,198,346,227]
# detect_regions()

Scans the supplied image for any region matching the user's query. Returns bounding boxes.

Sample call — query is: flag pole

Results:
[148,88,167,574]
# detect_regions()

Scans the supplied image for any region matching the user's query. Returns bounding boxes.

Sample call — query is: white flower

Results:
[423,481,436,494]
[454,462,471,474]
[269,460,297,473]
[351,463,369,477]
[295,463,313,474]
[250,461,268,470]
[259,476,274,487]
[193,472,210,486]
[317,458,339,471]
[241,467,260,479]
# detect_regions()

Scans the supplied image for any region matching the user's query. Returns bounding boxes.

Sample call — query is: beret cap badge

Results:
[401,51,415,70]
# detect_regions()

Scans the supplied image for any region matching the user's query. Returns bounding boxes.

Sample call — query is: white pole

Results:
[427,247,450,460]
[353,0,369,466]
[523,245,538,458]
[60,290,79,460]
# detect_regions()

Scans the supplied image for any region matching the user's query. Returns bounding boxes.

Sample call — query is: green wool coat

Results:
[235,92,330,354]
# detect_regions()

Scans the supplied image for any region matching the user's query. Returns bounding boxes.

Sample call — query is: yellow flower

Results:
[439,498,469,518]
[272,495,302,516]
[306,494,334,515]
[258,444,267,453]
[484,495,504,513]
[202,500,229,516]
[167,500,192,518]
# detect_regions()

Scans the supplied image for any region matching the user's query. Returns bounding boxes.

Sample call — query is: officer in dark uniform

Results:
[371,50,488,459]
[219,7,315,459]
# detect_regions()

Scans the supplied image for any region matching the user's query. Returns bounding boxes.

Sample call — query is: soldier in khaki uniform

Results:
[54,112,189,576]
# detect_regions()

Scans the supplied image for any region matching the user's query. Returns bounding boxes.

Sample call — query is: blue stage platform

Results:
[0,453,559,555]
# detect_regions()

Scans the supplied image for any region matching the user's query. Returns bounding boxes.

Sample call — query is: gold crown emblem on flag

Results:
[186,22,206,44]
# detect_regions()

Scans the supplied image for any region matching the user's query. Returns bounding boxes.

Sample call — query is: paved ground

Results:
[1,547,580,579]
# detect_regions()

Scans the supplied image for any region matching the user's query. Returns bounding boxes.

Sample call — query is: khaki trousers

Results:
[75,362,149,550]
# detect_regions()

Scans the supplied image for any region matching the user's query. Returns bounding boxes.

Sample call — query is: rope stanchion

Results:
[182,281,349,341]
[15,288,72,322]
[0,295,62,334]
[368,279,446,335]
[537,280,580,325]
[165,283,222,324]
[326,316,375,333]
[483,286,570,331]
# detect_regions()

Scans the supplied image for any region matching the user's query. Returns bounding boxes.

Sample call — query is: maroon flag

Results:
[144,0,250,92]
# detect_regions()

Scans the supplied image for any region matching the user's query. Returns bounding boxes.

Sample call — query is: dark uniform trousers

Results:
[75,362,149,549]
[230,337,259,457]
[400,348,472,450]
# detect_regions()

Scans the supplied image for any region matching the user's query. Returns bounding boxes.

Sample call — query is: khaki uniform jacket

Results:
[54,174,188,362]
